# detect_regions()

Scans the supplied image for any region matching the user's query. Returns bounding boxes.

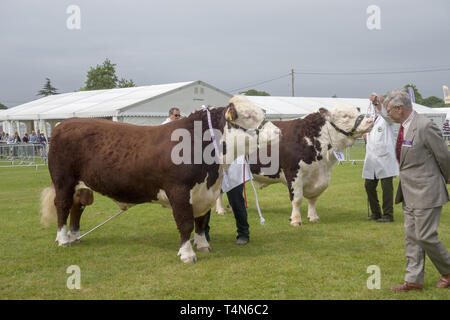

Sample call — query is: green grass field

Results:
[0,163,449,300]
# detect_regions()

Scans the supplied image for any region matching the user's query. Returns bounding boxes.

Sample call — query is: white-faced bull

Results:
[40,96,280,263]
[217,104,374,226]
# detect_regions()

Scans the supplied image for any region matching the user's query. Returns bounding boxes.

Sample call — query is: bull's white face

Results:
[328,104,373,139]
[223,96,281,164]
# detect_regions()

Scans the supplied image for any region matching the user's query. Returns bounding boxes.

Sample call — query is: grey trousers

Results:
[403,205,450,285]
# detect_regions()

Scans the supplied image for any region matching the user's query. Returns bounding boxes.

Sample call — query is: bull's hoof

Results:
[58,241,70,247]
[180,255,197,263]
[309,217,320,223]
[290,221,302,227]
[216,209,226,215]
[197,246,212,252]
[68,231,81,243]
[178,242,198,263]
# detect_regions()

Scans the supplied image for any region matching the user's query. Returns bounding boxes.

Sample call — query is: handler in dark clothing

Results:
[204,156,251,245]
[204,184,250,245]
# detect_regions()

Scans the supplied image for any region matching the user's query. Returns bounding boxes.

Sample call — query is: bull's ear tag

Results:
[333,151,345,162]
[228,112,233,121]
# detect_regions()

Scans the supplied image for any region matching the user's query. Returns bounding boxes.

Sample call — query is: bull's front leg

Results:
[193,212,212,252]
[290,198,303,226]
[307,197,320,222]
[215,194,227,215]
[288,179,303,227]
[167,191,197,263]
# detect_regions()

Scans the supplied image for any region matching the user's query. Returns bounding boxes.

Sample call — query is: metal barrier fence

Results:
[0,143,48,168]
[342,136,449,164]
[444,131,450,142]
[344,138,366,164]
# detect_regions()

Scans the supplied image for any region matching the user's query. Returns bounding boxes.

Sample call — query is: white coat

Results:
[362,113,399,179]
[221,155,252,193]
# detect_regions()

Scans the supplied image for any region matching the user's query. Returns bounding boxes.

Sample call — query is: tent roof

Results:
[2,85,446,122]
[245,96,446,118]
[0,81,198,120]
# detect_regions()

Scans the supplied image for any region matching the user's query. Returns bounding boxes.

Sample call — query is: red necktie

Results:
[396,125,404,163]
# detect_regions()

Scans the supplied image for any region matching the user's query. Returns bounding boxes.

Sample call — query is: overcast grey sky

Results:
[1,0,449,107]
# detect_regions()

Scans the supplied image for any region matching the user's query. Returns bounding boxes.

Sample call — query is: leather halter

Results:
[329,114,366,137]
[226,118,267,136]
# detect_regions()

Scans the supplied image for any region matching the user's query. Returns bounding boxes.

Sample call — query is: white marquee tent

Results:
[2,83,448,138]
[0,80,232,137]
[437,107,450,120]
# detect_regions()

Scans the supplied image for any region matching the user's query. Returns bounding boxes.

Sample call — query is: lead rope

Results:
[202,105,222,164]
[76,209,126,241]
[243,162,248,209]
[245,155,265,225]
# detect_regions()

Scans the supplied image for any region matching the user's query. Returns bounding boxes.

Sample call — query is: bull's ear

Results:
[226,103,239,121]
[318,108,330,117]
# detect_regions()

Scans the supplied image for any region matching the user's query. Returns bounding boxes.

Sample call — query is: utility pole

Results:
[291,68,295,97]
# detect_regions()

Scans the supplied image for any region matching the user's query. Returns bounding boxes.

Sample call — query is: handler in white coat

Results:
[362,93,399,222]
[205,155,252,245]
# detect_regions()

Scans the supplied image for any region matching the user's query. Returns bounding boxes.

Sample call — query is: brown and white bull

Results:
[40,96,280,263]
[216,104,373,226]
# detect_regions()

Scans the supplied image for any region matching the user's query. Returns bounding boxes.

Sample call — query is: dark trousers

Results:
[365,176,394,219]
[204,184,249,241]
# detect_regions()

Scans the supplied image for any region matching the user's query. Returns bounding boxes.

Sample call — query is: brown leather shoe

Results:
[390,282,423,292]
[436,274,450,288]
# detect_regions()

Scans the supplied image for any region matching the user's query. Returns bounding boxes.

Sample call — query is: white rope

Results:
[249,179,265,225]
[202,105,222,164]
[76,209,126,241]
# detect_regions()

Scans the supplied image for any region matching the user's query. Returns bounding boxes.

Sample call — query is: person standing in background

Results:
[362,93,399,222]
[162,107,181,124]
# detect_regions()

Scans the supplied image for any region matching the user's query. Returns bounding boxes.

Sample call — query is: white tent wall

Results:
[118,116,161,126]
[436,107,450,120]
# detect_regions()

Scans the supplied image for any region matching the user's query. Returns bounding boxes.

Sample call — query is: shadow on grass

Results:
[59,226,310,262]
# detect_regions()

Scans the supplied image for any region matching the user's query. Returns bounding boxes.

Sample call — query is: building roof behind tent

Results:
[0,81,195,121]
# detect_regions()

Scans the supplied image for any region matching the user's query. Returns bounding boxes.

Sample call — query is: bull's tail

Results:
[40,184,57,227]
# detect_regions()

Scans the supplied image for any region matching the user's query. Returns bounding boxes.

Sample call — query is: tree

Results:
[403,84,423,104]
[0,102,7,109]
[80,58,135,91]
[402,84,447,108]
[37,78,58,96]
[421,96,446,108]
[239,89,270,96]
[117,78,136,88]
